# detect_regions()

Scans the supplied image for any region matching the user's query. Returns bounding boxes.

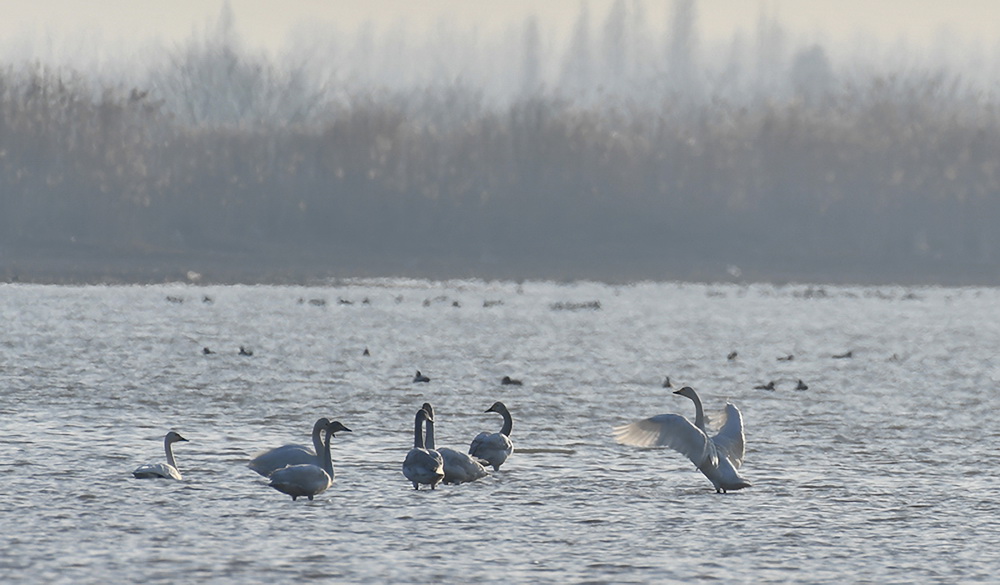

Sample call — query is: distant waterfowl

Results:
[133,431,188,480]
[662,376,674,389]
[239,346,253,356]
[754,381,776,391]
[249,418,331,477]
[268,420,351,501]
[402,408,445,490]
[613,386,750,494]
[727,351,738,361]
[469,401,514,471]
[796,379,809,391]
[413,370,430,383]
[422,403,488,484]
[777,354,794,361]
[202,347,214,355]
[833,351,853,359]
[362,347,370,356]
[501,376,523,386]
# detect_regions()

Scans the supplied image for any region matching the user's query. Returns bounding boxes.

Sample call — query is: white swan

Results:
[133,431,188,480]
[248,418,330,477]
[422,403,488,485]
[468,401,514,471]
[268,420,351,501]
[402,408,445,490]
[613,386,750,493]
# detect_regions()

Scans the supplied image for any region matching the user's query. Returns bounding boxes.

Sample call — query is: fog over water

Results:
[1,1,999,284]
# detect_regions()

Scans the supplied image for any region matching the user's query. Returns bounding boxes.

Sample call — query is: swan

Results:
[268,420,351,501]
[468,401,514,471]
[248,418,331,477]
[422,403,488,484]
[133,431,188,480]
[402,408,444,490]
[613,386,751,493]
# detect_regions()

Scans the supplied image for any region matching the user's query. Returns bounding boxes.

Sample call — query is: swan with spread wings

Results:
[613,386,750,493]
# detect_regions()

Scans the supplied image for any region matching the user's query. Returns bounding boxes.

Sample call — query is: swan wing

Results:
[711,403,746,468]
[468,432,513,470]
[403,448,446,486]
[613,414,715,468]
[133,462,182,480]
[248,444,318,477]
[268,464,332,498]
[439,447,489,483]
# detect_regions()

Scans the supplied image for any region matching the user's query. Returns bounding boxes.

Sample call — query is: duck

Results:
[249,418,332,477]
[268,420,351,501]
[422,403,488,484]
[202,347,214,355]
[662,376,674,389]
[413,370,430,383]
[796,379,809,391]
[501,376,523,386]
[777,354,794,361]
[468,401,514,471]
[403,408,445,490]
[133,431,188,480]
[239,346,254,356]
[727,351,738,361]
[754,381,776,391]
[613,386,750,493]
[833,350,853,359]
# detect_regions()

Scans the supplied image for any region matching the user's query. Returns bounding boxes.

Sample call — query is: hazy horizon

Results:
[4,1,998,64]
[2,0,999,286]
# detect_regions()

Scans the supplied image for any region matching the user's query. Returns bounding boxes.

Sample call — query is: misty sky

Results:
[3,0,998,58]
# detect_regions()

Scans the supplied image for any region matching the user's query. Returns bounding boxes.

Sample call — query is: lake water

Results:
[1,279,998,584]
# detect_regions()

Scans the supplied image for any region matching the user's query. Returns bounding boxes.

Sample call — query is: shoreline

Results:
[1,244,998,288]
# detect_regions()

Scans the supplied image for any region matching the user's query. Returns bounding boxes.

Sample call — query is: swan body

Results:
[402,408,444,489]
[469,401,514,471]
[133,431,188,480]
[249,418,329,477]
[613,386,750,493]
[421,403,488,484]
[268,420,351,501]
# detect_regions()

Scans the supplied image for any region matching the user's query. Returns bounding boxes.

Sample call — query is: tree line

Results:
[1,2,999,284]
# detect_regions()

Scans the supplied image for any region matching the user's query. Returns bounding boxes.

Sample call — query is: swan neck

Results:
[689,392,706,431]
[498,409,513,437]
[424,416,436,450]
[311,421,325,455]
[321,428,334,476]
[164,436,178,470]
[413,414,426,449]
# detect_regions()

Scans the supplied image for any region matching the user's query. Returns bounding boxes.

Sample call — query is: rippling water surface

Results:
[2,280,998,584]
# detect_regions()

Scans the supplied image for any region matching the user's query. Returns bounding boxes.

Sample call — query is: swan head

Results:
[165,431,188,444]
[416,408,434,423]
[421,403,435,417]
[313,417,332,432]
[326,421,352,436]
[485,401,508,415]
[672,386,698,400]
